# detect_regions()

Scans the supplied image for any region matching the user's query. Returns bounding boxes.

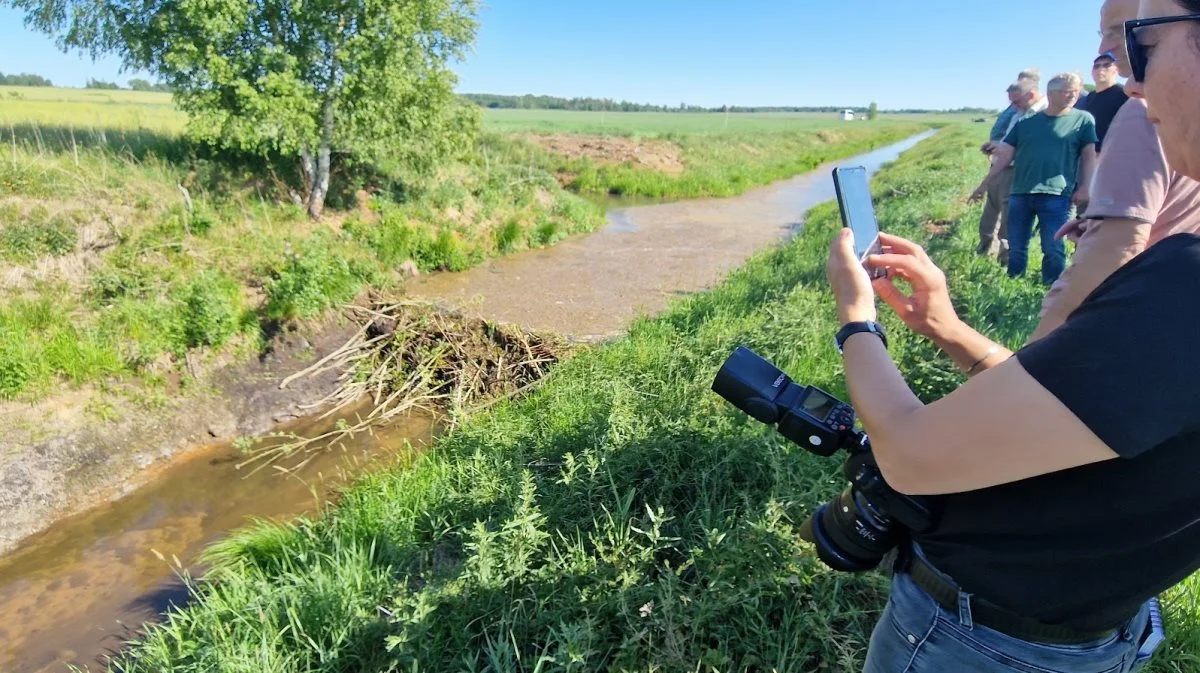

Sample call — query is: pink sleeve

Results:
[1082,100,1168,224]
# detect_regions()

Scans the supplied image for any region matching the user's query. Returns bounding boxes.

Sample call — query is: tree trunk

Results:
[305,98,336,219]
[299,146,316,210]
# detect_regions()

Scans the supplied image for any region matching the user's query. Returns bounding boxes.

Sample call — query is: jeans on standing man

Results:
[1006,193,1074,282]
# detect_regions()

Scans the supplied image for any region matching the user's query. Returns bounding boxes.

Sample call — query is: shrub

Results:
[265,238,368,321]
[178,272,242,348]
[0,208,78,261]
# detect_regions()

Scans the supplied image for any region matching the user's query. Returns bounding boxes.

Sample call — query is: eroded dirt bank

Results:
[0,321,357,557]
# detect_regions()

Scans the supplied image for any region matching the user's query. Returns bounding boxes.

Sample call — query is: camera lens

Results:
[798,487,902,572]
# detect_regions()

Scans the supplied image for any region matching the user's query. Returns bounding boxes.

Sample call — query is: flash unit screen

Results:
[801,389,837,421]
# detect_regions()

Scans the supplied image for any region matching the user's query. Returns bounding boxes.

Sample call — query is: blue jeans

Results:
[1006,193,1072,285]
[863,570,1154,673]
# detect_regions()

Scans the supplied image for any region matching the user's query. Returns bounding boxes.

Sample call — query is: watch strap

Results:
[836,321,887,353]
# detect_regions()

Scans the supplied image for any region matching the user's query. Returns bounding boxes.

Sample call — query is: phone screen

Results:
[834,167,881,261]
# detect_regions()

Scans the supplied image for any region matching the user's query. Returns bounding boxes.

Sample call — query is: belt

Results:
[903,551,1120,646]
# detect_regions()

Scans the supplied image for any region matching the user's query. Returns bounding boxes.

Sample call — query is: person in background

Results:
[1029,0,1200,341]
[983,69,1041,151]
[1078,51,1129,151]
[976,77,1047,263]
[971,73,1097,285]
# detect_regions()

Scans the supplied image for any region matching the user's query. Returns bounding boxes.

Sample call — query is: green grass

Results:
[0,89,971,138]
[106,125,1200,672]
[0,86,185,133]
[0,90,927,403]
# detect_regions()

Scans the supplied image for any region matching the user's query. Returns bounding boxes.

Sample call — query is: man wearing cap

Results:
[1077,52,1128,152]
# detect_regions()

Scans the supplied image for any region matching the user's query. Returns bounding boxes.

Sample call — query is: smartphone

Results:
[832,166,885,278]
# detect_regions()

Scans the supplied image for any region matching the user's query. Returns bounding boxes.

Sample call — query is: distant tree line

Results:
[0,72,171,91]
[0,72,53,86]
[85,77,171,91]
[85,78,122,90]
[462,93,997,115]
[128,78,172,92]
[463,93,680,112]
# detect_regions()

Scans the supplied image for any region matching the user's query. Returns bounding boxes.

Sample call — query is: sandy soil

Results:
[524,133,685,175]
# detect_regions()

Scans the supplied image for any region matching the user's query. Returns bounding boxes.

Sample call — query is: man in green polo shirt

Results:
[971,73,1099,285]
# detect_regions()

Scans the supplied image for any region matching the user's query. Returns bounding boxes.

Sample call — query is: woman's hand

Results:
[827,228,878,324]
[867,233,961,340]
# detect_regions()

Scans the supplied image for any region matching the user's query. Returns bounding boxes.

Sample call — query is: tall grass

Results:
[108,126,1200,672]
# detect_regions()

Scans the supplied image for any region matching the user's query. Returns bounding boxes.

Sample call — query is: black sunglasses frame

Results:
[1125,14,1200,82]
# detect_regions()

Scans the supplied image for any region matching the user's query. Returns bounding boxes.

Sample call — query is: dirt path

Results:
[408,131,935,340]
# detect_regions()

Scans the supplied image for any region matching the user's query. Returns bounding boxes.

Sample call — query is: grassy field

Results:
[0,88,980,135]
[482,109,981,136]
[0,87,927,404]
[0,86,184,133]
[104,125,1200,672]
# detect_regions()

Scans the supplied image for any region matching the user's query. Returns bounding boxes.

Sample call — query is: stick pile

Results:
[237,300,567,474]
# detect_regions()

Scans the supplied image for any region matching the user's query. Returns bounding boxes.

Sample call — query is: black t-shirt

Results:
[1079,85,1129,152]
[916,233,1200,632]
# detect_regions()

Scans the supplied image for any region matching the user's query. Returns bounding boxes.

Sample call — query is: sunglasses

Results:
[1125,14,1200,82]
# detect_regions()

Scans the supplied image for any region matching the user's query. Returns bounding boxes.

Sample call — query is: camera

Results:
[711,346,940,572]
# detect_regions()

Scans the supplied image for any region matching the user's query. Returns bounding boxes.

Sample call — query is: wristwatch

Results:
[835,320,888,354]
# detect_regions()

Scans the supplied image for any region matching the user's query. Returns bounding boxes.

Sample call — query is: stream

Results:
[0,130,934,672]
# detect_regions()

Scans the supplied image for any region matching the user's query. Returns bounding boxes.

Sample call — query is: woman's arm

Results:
[827,230,1117,495]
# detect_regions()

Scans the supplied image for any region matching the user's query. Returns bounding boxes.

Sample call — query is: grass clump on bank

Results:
[110,126,1200,672]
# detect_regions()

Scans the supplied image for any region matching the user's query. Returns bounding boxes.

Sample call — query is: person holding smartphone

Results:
[822,6,1200,670]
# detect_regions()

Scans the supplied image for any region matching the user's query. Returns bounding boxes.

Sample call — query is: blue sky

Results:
[1,0,1104,110]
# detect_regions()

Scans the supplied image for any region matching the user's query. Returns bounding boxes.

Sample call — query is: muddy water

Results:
[411,130,936,341]
[0,406,434,673]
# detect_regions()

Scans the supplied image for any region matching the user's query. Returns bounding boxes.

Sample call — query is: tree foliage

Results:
[868,101,879,121]
[85,77,121,89]
[9,0,480,218]
[0,71,53,86]
[127,77,170,92]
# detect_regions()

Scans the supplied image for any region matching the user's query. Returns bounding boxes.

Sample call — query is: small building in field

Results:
[840,109,856,121]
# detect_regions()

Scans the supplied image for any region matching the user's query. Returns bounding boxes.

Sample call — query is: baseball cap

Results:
[1093,52,1117,65]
